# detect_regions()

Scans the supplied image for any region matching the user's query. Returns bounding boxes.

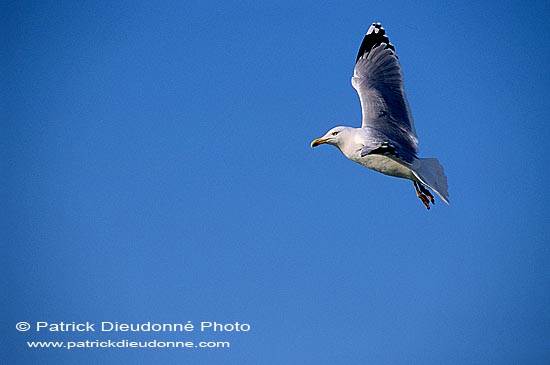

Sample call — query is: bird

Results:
[311,22,449,209]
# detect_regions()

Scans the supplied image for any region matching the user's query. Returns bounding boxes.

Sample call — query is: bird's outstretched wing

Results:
[352,23,418,156]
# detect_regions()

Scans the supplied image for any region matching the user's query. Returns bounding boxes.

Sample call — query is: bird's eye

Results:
[332,131,339,136]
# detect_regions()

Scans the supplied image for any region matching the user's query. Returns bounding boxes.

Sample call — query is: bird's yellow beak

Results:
[311,138,328,148]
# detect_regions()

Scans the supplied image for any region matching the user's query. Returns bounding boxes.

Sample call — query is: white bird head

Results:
[310,126,353,149]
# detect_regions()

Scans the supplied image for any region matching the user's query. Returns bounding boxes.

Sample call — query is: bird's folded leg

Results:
[414,181,433,210]
[417,182,435,204]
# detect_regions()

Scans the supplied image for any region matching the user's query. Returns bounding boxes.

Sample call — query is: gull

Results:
[311,22,449,209]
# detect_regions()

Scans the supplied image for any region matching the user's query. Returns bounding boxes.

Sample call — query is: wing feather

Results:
[352,23,418,156]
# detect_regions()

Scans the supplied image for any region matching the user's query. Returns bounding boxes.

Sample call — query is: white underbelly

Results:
[353,154,414,179]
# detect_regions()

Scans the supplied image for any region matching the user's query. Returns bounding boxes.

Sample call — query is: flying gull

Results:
[311,22,449,209]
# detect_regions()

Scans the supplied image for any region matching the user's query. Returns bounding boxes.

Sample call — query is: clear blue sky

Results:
[3,1,550,364]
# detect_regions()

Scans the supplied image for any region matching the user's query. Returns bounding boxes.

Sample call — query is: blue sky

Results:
[3,1,550,364]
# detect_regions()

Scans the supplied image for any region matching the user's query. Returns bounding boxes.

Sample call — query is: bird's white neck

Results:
[336,128,364,159]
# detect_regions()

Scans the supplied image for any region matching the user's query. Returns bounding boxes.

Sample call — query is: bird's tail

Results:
[412,158,450,204]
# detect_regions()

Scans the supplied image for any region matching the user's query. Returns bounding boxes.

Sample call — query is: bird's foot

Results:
[418,183,435,204]
[414,182,434,210]
[417,192,431,210]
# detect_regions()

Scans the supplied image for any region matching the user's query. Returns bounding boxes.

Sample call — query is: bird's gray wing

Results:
[359,127,417,164]
[352,23,418,156]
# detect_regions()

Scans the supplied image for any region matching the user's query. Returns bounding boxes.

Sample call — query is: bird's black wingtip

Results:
[355,22,396,63]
